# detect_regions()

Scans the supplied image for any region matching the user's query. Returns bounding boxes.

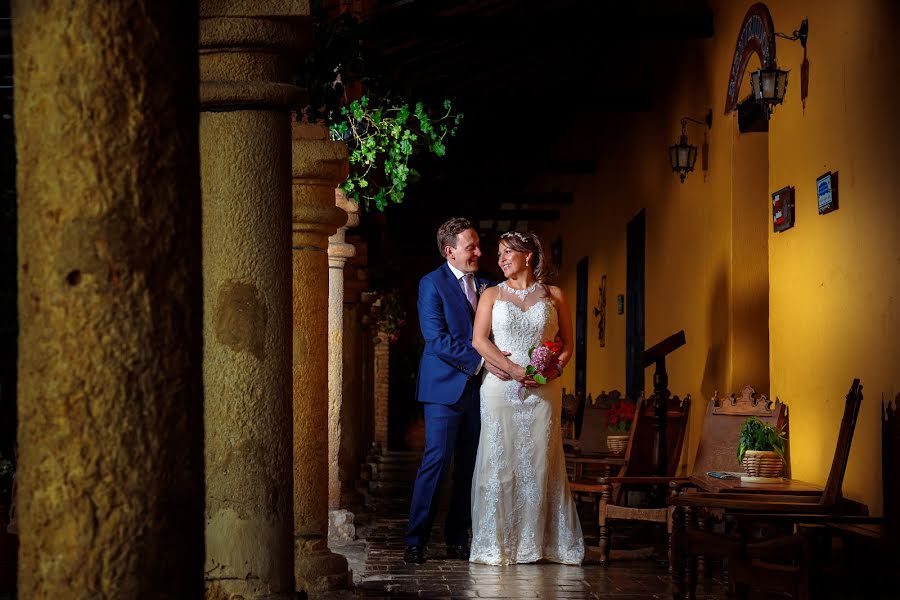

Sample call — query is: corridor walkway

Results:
[339,450,728,599]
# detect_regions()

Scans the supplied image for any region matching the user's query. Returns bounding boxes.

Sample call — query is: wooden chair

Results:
[561,388,586,453]
[564,390,616,456]
[808,392,899,598]
[677,385,790,493]
[670,379,869,600]
[570,391,691,564]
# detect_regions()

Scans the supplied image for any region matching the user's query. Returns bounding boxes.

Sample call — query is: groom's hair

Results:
[436,217,474,257]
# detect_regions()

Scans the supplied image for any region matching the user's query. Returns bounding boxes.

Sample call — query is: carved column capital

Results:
[292,123,349,249]
[199,1,311,111]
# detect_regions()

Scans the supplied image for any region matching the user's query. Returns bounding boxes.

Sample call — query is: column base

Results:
[328,509,356,542]
[295,535,350,593]
[206,581,300,600]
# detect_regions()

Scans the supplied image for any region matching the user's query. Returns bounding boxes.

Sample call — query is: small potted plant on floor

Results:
[606,396,636,453]
[737,416,786,482]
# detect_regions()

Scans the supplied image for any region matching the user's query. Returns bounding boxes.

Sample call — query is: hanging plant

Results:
[330,96,462,211]
[293,6,463,211]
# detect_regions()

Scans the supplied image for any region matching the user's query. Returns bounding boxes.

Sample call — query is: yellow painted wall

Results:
[535,0,899,514]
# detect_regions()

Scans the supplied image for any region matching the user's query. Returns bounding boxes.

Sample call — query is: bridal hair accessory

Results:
[478,282,488,295]
[518,340,562,401]
[501,231,530,243]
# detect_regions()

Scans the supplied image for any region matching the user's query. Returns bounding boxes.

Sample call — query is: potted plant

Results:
[737,416,786,480]
[606,396,636,453]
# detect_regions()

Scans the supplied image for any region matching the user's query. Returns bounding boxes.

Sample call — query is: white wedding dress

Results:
[469,282,584,566]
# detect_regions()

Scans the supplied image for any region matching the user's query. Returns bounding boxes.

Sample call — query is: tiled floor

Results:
[336,450,727,599]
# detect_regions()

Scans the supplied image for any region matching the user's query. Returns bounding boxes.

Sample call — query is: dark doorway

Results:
[575,257,588,397]
[625,210,645,402]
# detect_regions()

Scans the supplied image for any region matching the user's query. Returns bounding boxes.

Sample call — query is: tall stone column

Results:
[373,331,392,450]
[328,192,358,513]
[340,239,369,508]
[200,3,308,598]
[291,123,351,592]
[13,2,203,597]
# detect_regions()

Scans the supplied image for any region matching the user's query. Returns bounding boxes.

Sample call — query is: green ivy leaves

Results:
[330,95,462,211]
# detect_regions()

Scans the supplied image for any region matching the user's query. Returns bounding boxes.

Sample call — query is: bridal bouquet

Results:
[517,341,561,400]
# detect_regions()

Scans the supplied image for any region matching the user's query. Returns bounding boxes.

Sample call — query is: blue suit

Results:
[405,263,491,547]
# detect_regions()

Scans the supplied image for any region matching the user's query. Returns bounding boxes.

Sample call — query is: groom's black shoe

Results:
[403,545,426,564]
[446,543,470,560]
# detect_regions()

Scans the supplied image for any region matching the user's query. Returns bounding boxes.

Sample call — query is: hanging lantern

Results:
[669,119,697,183]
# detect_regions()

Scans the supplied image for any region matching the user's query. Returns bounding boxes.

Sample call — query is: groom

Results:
[404,217,509,564]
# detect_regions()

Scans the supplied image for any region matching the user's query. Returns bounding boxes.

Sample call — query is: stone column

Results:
[326,193,358,542]
[13,2,203,597]
[291,122,351,592]
[373,331,392,450]
[340,239,369,508]
[200,3,308,598]
[328,192,358,513]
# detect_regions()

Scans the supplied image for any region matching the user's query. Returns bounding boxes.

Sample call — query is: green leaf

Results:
[525,365,536,375]
[533,373,547,385]
[443,99,451,111]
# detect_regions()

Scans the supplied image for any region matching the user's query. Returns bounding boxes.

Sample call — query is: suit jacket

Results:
[415,263,493,405]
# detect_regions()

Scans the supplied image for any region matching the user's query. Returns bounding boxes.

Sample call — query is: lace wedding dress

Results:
[469,282,584,566]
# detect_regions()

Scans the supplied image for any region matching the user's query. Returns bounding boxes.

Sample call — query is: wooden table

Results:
[689,473,823,496]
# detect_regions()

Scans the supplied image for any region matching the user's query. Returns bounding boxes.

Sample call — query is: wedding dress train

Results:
[469,282,584,566]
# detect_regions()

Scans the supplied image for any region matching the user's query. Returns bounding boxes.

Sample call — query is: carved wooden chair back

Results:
[622,392,692,478]
[576,390,614,455]
[692,385,787,477]
[819,378,863,507]
[560,388,583,442]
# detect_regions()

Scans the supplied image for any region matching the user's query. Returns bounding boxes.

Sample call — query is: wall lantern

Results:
[750,18,808,119]
[669,110,712,183]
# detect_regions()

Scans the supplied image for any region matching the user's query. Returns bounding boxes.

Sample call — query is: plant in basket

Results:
[607,397,636,434]
[737,416,786,478]
[606,397,635,453]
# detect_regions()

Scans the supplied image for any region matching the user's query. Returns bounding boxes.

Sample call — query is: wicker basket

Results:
[607,434,629,454]
[741,450,784,478]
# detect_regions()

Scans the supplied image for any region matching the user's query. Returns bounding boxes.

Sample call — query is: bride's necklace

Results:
[500,281,538,301]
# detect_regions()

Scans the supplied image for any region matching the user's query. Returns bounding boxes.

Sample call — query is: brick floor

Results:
[334,450,729,599]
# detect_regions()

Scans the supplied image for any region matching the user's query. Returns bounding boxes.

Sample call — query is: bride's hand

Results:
[510,364,528,382]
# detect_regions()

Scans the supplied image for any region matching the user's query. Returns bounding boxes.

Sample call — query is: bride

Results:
[469,231,584,566]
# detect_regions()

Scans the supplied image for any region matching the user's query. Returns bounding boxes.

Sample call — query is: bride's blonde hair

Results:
[499,231,551,283]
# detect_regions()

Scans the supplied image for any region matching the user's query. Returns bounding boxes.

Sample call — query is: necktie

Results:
[463,273,477,312]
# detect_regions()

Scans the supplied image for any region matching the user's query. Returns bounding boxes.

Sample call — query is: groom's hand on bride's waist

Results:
[484,351,512,380]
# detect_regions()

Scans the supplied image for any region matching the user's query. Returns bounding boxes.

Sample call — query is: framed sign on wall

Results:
[772,185,795,233]
[816,171,839,214]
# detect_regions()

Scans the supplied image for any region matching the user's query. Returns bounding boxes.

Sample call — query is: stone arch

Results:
[724,2,776,114]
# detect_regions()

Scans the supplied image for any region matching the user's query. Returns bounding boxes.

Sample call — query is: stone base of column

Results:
[295,536,350,593]
[328,509,356,542]
[205,582,299,600]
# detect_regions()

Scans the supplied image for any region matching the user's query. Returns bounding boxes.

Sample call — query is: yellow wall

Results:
[536,0,899,514]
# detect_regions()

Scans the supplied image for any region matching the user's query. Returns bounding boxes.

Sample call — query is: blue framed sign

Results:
[816,171,838,214]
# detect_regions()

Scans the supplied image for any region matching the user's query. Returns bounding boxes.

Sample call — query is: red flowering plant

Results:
[517,340,562,401]
[607,397,636,434]
[375,290,407,344]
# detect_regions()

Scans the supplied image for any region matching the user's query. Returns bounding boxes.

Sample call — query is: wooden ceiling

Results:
[351,0,714,237]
